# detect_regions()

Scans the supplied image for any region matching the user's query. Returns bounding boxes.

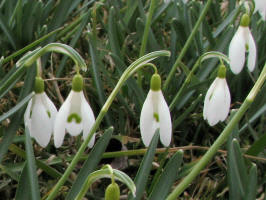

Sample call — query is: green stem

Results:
[137,0,158,86]
[163,0,212,91]
[166,63,266,200]
[45,50,170,200]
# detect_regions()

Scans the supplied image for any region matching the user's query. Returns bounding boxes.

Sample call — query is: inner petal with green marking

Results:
[67,113,82,123]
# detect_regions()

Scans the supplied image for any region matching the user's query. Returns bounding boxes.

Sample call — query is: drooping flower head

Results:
[228,14,256,74]
[140,73,172,147]
[53,74,95,148]
[203,65,231,126]
[24,77,57,147]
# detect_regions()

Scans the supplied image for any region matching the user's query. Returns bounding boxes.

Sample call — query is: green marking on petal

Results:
[153,112,159,122]
[47,111,51,118]
[67,113,82,123]
[209,93,213,100]
[245,43,249,51]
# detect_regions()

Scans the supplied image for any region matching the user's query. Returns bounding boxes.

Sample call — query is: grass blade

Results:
[14,163,30,200]
[25,127,41,200]
[65,127,113,200]
[148,150,183,200]
[0,92,33,123]
[128,130,160,200]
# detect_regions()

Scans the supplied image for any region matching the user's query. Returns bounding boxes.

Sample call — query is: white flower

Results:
[228,26,256,74]
[203,77,231,126]
[140,90,172,147]
[24,92,57,147]
[254,0,266,20]
[53,90,95,148]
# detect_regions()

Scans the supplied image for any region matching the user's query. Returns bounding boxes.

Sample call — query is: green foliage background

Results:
[0,0,265,199]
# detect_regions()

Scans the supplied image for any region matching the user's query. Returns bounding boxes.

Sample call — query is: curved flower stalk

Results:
[254,0,266,20]
[140,73,172,146]
[24,77,57,147]
[228,14,256,74]
[203,65,231,126]
[53,74,95,148]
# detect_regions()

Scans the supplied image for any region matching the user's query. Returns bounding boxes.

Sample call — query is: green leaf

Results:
[65,127,113,200]
[0,12,16,49]
[128,129,160,200]
[15,163,30,200]
[245,164,257,200]
[0,92,33,123]
[246,133,266,156]
[108,7,123,58]
[0,164,19,181]
[148,150,183,200]
[0,66,35,163]
[228,139,248,200]
[25,127,41,200]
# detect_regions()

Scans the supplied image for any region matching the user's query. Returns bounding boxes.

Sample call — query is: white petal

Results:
[81,92,96,148]
[24,98,33,136]
[220,79,231,121]
[205,78,230,126]
[54,92,72,148]
[65,91,83,136]
[157,91,172,147]
[41,93,57,128]
[30,94,52,147]
[255,0,266,20]
[203,78,218,120]
[228,27,246,74]
[140,90,159,147]
[247,31,257,72]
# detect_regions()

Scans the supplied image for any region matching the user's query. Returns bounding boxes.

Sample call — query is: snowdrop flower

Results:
[228,14,256,74]
[140,73,172,147]
[254,0,266,20]
[24,77,57,147]
[53,74,95,148]
[203,65,231,126]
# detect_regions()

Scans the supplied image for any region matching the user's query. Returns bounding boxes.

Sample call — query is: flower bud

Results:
[34,77,44,93]
[150,73,161,91]
[105,182,120,200]
[72,74,84,92]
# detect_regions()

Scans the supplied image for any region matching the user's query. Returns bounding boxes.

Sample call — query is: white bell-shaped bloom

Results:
[140,74,172,147]
[228,15,256,74]
[24,92,57,147]
[53,90,95,148]
[254,0,266,20]
[203,77,231,126]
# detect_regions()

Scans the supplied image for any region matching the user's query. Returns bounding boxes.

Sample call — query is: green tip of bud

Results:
[105,182,120,200]
[72,74,83,92]
[34,77,44,93]
[217,64,226,78]
[240,14,250,27]
[150,74,161,91]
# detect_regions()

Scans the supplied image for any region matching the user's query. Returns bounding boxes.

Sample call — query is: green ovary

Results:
[67,113,82,123]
